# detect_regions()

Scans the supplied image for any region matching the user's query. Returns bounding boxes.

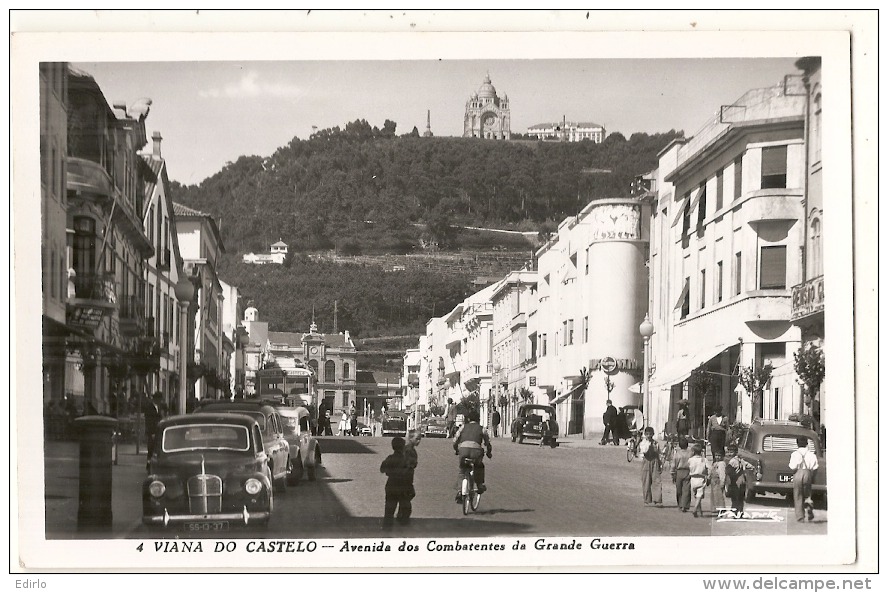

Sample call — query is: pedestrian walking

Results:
[405,429,421,482]
[379,436,414,530]
[671,437,692,512]
[788,436,818,522]
[688,443,710,518]
[349,404,358,437]
[337,410,348,436]
[320,410,333,436]
[639,426,663,506]
[676,401,690,437]
[143,392,167,463]
[600,400,619,446]
[710,452,727,515]
[491,407,501,438]
[445,398,456,438]
[724,445,752,513]
[707,406,728,460]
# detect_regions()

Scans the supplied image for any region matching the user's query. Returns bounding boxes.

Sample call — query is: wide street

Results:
[45,435,827,540]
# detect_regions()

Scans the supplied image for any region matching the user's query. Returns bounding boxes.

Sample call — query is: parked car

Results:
[736,419,827,505]
[423,416,448,438]
[511,404,559,448]
[382,411,409,437]
[356,422,374,437]
[194,400,292,492]
[275,405,323,482]
[143,413,273,531]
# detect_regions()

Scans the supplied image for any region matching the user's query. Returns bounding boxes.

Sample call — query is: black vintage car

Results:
[143,413,273,531]
[194,400,293,491]
[511,404,559,448]
[382,411,409,437]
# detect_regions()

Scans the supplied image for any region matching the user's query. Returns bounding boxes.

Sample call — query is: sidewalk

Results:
[43,439,147,538]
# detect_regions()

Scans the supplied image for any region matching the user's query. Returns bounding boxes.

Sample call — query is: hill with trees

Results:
[172,120,683,354]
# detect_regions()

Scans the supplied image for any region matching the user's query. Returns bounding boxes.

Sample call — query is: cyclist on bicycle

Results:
[453,409,492,498]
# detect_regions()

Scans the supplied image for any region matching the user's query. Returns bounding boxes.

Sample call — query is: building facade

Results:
[790,56,825,432]
[241,304,268,396]
[647,80,806,437]
[464,74,511,140]
[527,197,650,438]
[400,348,422,416]
[40,62,70,410]
[526,121,606,143]
[242,240,288,265]
[174,202,226,401]
[63,65,155,417]
[220,280,248,398]
[141,131,186,408]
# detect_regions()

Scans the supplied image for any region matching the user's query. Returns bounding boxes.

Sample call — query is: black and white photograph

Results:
[10,9,877,579]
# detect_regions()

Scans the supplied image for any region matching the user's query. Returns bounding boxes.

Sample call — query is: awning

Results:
[651,341,739,389]
[550,382,585,405]
[674,278,690,310]
[628,382,643,394]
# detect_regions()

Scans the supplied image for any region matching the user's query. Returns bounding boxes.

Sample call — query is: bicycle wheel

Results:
[461,477,471,515]
[627,442,635,463]
[470,489,481,511]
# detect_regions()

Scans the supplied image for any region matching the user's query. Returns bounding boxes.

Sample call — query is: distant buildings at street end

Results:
[464,74,511,140]
[243,240,288,265]
[526,120,606,143]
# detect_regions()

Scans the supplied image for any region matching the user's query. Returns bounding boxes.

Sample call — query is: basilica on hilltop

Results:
[463,73,511,140]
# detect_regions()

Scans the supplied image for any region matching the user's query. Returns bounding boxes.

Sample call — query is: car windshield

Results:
[762,434,816,453]
[429,419,446,426]
[199,407,267,431]
[162,424,250,453]
[279,413,309,435]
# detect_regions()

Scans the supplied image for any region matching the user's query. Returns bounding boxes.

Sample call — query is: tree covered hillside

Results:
[172,121,683,256]
[220,255,471,339]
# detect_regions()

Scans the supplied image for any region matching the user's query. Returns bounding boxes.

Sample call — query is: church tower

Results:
[463,73,511,140]
[423,109,434,138]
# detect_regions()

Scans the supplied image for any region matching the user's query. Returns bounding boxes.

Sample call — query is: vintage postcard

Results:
[9,9,877,579]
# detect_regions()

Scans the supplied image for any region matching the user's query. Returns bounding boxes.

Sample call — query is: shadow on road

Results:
[315,437,379,454]
[471,508,534,517]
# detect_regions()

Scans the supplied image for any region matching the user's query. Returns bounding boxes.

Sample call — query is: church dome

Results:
[477,74,497,99]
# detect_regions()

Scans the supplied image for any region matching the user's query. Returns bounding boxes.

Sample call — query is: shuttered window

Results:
[734,156,743,199]
[716,169,724,210]
[759,246,787,289]
[761,145,788,189]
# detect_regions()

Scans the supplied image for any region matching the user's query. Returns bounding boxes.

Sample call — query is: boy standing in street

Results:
[379,436,414,530]
[639,426,663,507]
[788,436,819,522]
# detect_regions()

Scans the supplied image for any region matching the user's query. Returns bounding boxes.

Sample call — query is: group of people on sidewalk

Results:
[634,429,819,522]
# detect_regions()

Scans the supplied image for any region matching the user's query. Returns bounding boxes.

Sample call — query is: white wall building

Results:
[647,80,806,437]
[526,121,606,143]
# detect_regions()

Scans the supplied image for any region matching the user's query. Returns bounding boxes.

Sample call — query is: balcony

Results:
[66,273,117,330]
[119,295,146,337]
[67,157,114,198]
[740,190,803,225]
[791,275,824,322]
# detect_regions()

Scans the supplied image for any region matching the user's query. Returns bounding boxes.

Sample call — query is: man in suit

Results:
[600,400,619,445]
[144,392,167,462]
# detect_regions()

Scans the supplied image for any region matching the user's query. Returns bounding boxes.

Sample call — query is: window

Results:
[72,217,97,277]
[343,362,350,379]
[562,321,568,346]
[324,360,336,382]
[761,145,788,189]
[813,92,822,163]
[716,169,724,210]
[810,217,822,276]
[700,269,706,309]
[341,392,349,407]
[308,359,319,377]
[583,316,589,343]
[568,319,574,345]
[759,245,787,289]
[734,252,742,295]
[681,194,692,236]
[677,278,690,320]
[540,334,547,357]
[585,247,589,275]
[696,183,707,226]
[717,261,724,302]
[734,156,743,200]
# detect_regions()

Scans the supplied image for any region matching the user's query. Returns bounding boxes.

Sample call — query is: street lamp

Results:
[174,277,195,416]
[639,314,654,431]
[492,362,501,433]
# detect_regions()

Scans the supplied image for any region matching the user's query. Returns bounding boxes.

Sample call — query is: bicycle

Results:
[457,458,482,515]
[659,434,679,473]
[626,431,640,462]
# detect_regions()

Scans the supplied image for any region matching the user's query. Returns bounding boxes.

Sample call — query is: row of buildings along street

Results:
[40,59,825,449]
[401,58,825,444]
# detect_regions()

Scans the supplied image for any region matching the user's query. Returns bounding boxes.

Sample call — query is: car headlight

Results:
[148,480,166,498]
[245,478,263,495]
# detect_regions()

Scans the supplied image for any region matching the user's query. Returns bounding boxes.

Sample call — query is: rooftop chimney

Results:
[344,330,350,343]
[152,131,163,158]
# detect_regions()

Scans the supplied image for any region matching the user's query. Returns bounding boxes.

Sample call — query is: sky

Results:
[73,58,801,186]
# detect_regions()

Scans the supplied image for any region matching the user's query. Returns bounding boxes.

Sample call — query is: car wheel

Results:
[306,464,316,482]
[517,434,524,444]
[813,492,828,510]
[287,455,303,486]
[511,433,516,443]
[550,439,558,449]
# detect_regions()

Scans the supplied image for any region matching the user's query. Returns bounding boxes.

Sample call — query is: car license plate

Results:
[778,473,794,483]
[184,521,230,532]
